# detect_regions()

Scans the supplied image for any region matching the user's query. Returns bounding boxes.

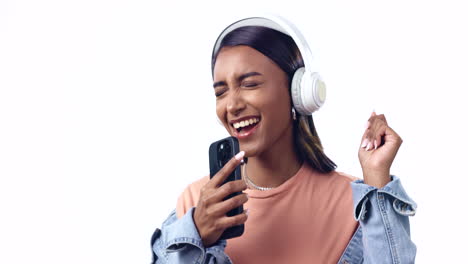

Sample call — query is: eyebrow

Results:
[213,72,262,88]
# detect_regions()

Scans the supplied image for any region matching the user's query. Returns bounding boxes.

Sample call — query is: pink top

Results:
[176,163,359,264]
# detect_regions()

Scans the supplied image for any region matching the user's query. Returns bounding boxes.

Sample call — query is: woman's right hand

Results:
[193,151,249,247]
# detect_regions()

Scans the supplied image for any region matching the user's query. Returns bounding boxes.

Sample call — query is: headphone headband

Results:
[212,14,318,73]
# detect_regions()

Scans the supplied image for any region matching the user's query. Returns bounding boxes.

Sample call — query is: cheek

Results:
[215,101,230,128]
[215,104,223,119]
[260,89,291,117]
[215,99,225,118]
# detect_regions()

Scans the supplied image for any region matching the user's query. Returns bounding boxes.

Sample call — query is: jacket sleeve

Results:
[351,176,417,264]
[151,207,232,264]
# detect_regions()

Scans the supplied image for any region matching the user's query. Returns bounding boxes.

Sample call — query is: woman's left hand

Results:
[358,111,403,188]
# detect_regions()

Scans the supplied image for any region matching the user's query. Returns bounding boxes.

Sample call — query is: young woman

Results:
[151,15,417,264]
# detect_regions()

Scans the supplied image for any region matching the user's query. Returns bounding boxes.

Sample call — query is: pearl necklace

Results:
[242,163,275,191]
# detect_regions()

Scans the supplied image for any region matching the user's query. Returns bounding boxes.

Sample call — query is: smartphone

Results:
[208,136,244,239]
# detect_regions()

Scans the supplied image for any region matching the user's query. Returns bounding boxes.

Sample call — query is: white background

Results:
[1,0,467,263]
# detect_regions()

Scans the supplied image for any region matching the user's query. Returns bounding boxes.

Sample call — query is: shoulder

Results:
[334,171,360,182]
[302,163,360,184]
[326,171,361,190]
[176,175,210,218]
[319,171,360,208]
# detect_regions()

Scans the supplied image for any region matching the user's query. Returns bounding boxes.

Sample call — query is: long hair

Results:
[212,26,336,173]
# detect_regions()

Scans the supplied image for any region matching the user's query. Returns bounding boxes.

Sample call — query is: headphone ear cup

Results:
[307,72,326,113]
[291,68,326,115]
[312,73,326,108]
[291,67,306,115]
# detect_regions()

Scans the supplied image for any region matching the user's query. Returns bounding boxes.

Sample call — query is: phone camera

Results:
[218,141,231,166]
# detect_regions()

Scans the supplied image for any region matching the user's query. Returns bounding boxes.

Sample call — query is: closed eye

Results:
[215,87,228,97]
[242,82,260,88]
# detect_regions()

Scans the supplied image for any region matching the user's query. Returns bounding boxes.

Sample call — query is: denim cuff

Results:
[151,208,205,263]
[351,175,417,221]
[163,207,205,251]
[153,207,231,263]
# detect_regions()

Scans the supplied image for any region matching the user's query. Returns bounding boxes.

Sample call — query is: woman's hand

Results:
[358,112,403,188]
[193,151,249,247]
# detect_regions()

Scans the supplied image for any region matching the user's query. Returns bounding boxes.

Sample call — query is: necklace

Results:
[242,163,275,191]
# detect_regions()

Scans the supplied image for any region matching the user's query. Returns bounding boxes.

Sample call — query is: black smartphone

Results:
[208,136,244,240]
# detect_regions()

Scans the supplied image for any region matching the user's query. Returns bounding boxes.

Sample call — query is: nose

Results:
[226,90,246,117]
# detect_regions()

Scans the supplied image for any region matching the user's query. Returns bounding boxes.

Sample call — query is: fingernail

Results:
[246,209,250,216]
[366,142,372,151]
[374,140,378,150]
[361,138,369,148]
[235,151,245,161]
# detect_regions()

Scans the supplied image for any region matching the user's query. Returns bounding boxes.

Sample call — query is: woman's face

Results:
[213,45,294,157]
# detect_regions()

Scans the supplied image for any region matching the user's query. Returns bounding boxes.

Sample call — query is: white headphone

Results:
[212,14,327,115]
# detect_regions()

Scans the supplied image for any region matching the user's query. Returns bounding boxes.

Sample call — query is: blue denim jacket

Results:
[151,176,417,264]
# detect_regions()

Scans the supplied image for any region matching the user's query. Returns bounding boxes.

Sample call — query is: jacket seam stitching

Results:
[377,193,400,264]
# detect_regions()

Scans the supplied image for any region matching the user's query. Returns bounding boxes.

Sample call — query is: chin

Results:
[239,142,261,158]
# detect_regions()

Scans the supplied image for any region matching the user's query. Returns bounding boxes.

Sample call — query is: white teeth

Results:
[232,118,260,130]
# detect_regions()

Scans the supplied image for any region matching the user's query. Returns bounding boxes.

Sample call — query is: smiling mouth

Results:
[232,117,260,134]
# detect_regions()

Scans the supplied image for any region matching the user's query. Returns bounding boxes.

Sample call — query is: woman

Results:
[152,16,417,264]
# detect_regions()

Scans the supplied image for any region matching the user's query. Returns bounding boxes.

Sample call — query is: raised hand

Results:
[358,112,403,188]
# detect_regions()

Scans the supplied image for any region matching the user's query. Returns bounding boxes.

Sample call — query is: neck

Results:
[246,127,302,188]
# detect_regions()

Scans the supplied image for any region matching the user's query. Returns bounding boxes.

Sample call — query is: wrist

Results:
[363,169,390,188]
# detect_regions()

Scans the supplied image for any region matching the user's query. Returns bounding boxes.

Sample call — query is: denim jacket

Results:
[151,176,417,264]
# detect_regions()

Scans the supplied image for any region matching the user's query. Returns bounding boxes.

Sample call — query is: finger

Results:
[361,120,377,149]
[368,112,387,124]
[217,210,249,230]
[379,114,387,124]
[369,119,388,150]
[360,133,373,151]
[360,126,371,149]
[362,117,385,150]
[383,125,403,146]
[360,137,369,149]
[209,193,249,216]
[375,125,403,161]
[373,123,388,149]
[362,111,378,143]
[207,180,247,204]
[209,151,245,187]
[366,138,375,151]
[364,120,370,130]
[361,119,372,143]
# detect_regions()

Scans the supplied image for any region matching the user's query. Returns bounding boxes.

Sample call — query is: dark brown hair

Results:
[212,26,336,173]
